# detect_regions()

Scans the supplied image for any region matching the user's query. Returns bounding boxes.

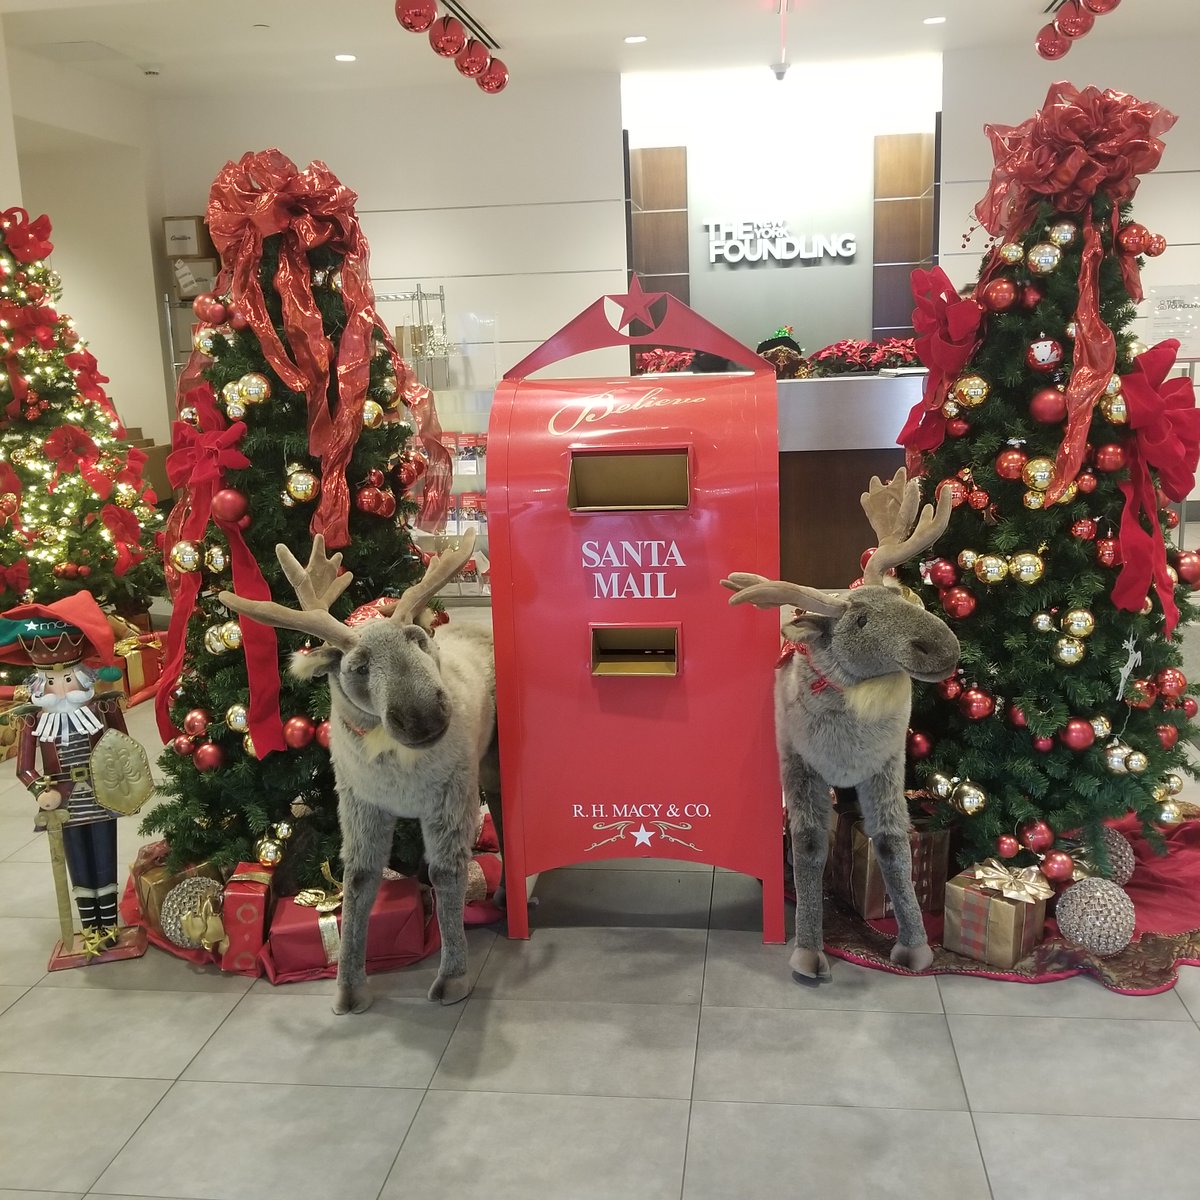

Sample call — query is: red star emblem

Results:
[607,275,660,331]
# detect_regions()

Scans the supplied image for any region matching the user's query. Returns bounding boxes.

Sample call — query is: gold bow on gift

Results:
[180,895,230,955]
[295,862,344,965]
[973,858,1055,904]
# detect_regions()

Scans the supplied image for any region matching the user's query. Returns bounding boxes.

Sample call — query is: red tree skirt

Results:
[823,816,1200,994]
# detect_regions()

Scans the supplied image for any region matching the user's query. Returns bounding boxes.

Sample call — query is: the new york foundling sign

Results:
[706,220,857,266]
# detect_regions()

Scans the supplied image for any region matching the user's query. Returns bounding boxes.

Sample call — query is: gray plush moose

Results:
[220,531,497,1013]
[723,469,960,979]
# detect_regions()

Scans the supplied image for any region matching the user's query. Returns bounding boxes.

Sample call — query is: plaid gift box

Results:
[825,809,950,920]
[129,841,225,936]
[943,863,1050,968]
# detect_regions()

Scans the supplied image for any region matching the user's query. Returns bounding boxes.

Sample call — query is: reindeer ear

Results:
[781,614,829,645]
[289,646,341,681]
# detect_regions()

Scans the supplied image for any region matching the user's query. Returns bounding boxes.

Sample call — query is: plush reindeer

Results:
[219,532,497,1013]
[723,469,960,979]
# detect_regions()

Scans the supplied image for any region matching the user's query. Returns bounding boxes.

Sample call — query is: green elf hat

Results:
[0,591,123,679]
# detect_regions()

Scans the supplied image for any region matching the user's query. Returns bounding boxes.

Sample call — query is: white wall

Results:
[152,72,629,380]
[0,22,20,199]
[623,57,942,352]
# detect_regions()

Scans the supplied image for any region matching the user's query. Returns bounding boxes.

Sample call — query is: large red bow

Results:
[99,504,144,577]
[0,300,60,351]
[1110,341,1200,635]
[1,207,53,263]
[65,348,123,431]
[156,386,285,755]
[43,424,99,491]
[897,266,983,471]
[0,559,29,597]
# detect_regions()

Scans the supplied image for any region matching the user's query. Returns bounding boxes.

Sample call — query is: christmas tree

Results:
[144,151,450,890]
[0,205,164,690]
[897,83,1200,879]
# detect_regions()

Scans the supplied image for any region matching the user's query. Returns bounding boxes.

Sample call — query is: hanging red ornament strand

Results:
[395,2,509,93]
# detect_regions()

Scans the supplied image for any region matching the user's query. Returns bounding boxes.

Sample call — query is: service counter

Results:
[777,372,923,589]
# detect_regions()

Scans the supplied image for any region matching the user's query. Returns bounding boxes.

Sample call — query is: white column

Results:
[0,20,22,202]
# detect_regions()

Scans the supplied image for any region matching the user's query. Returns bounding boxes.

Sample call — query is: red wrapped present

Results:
[219,863,274,976]
[258,875,439,984]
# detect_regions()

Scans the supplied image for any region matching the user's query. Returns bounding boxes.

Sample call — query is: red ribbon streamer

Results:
[397,368,453,531]
[154,386,286,754]
[1110,341,1200,636]
[898,266,983,472]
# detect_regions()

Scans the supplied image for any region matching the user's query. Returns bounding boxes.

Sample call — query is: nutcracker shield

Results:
[91,727,155,815]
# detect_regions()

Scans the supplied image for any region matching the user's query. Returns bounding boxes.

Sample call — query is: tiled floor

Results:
[2,702,1200,1199]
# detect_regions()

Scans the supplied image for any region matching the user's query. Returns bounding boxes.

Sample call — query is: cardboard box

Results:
[141,443,173,501]
[171,256,218,302]
[163,215,214,258]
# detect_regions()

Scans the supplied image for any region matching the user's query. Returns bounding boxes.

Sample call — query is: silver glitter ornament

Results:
[1054,877,1135,958]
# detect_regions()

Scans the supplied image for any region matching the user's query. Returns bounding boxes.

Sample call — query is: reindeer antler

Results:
[219,537,358,650]
[722,574,848,617]
[390,529,477,626]
[860,468,952,586]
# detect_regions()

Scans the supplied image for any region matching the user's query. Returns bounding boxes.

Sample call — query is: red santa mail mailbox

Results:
[488,279,784,941]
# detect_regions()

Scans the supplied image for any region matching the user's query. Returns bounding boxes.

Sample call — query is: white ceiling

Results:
[4,0,1200,97]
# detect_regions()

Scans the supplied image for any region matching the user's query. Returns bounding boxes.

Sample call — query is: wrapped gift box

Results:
[258,876,439,985]
[943,863,1049,969]
[825,808,950,920]
[122,634,163,694]
[129,841,224,936]
[219,863,275,976]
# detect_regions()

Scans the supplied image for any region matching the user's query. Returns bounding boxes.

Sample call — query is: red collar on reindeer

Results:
[775,639,843,694]
[0,591,118,670]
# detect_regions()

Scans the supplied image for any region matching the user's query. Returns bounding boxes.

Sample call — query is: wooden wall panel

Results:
[874,133,935,200]
[630,210,690,275]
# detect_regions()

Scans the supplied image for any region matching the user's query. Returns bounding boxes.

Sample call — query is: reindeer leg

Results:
[333,793,396,1015]
[857,765,934,973]
[783,754,834,980]
[422,777,477,1005]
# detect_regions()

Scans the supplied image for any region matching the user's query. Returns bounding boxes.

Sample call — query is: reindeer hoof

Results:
[428,973,472,1005]
[890,941,934,973]
[789,946,832,980]
[332,981,374,1015]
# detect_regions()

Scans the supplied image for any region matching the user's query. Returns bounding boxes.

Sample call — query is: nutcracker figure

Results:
[0,592,151,965]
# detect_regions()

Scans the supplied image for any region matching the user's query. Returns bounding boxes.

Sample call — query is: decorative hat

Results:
[0,591,118,669]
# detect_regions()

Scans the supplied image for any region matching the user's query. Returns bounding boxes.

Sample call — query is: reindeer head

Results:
[219,532,475,749]
[723,469,960,683]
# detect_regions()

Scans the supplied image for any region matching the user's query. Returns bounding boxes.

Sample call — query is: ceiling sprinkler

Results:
[770,61,789,81]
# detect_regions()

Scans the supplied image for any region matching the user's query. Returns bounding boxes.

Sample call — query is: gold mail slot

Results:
[591,626,678,676]
[568,449,690,511]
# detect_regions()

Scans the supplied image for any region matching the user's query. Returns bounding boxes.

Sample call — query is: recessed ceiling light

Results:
[335,54,357,62]
[923,16,946,25]
[624,36,647,44]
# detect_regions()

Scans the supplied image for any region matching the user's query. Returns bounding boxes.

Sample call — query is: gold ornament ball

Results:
[1129,338,1150,358]
[1167,565,1179,585]
[329,270,343,293]
[1064,321,1078,340]
[380,375,398,399]
[1165,772,1184,795]
[1100,393,1129,424]
[1054,481,1079,506]
[999,242,1025,264]
[941,398,962,419]
[957,549,979,571]
[1124,749,1150,774]
[238,372,272,404]
[1140,596,1154,615]
[225,704,249,733]
[1104,374,1123,398]
[225,399,248,421]
[221,381,242,406]
[951,780,988,816]
[1153,783,1169,803]
[203,625,227,655]
[204,545,228,573]
[1054,636,1086,666]
[362,400,385,429]
[1104,740,1131,774]
[169,540,203,573]
[256,837,284,867]
[1032,611,1056,633]
[243,733,257,757]
[1159,800,1184,826]
[1022,457,1057,491]
[285,468,320,503]
[180,405,200,426]
[1027,242,1063,275]
[220,620,243,650]
[274,820,294,841]
[281,491,297,508]
[193,327,218,356]
[1048,221,1078,248]
[1062,609,1096,638]
[974,554,1009,585]
[1091,715,1113,739]
[929,773,954,800]
[1010,552,1045,585]
[113,481,138,509]
[953,374,991,409]
[311,268,327,287]
[1023,490,1045,510]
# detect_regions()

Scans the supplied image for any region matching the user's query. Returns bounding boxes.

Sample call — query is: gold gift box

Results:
[942,869,1047,969]
[131,846,224,935]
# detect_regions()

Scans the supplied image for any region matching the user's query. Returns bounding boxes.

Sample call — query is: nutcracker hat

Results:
[0,590,118,669]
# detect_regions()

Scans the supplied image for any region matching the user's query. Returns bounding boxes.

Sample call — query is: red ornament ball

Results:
[211,487,249,523]
[960,687,995,721]
[366,468,385,488]
[1032,734,1055,753]
[1156,668,1188,698]
[946,418,970,439]
[907,730,933,759]
[477,57,509,94]
[1030,387,1068,424]
[937,675,964,702]
[1125,679,1158,709]
[1008,704,1028,728]
[395,1,437,33]
[376,488,398,519]
[193,742,225,773]
[1093,443,1127,473]
[936,478,968,508]
[455,38,491,78]
[1026,338,1065,372]
[1082,0,1121,12]
[1158,724,1180,750]
[1176,551,1200,585]
[1096,538,1122,568]
[927,558,958,588]
[995,448,1029,480]
[1116,223,1148,255]
[1144,234,1167,257]
[172,735,195,756]
[981,278,1018,311]
[356,485,385,514]
[429,14,467,56]
[1077,471,1098,494]
[1020,283,1044,310]
[283,716,316,749]
[1164,508,1181,530]
[996,834,1021,860]
[1035,21,1072,59]
[227,304,249,331]
[941,587,977,619]
[1059,718,1096,751]
[182,709,210,737]
[315,720,332,749]
[192,292,226,325]
[1040,851,1076,881]
[967,488,990,511]
[860,546,878,570]
[1071,518,1098,540]
[1020,820,1055,853]
[1055,3,1095,37]
[1185,697,1200,719]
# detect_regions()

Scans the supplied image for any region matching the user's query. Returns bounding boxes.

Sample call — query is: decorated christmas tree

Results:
[897,83,1199,887]
[0,205,164,690]
[144,150,451,890]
